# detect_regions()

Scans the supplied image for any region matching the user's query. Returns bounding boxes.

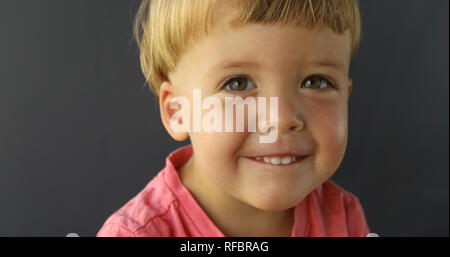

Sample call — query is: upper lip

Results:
[245,152,310,158]
[241,139,312,158]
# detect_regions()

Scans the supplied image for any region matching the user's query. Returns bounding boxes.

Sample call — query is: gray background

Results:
[0,0,448,237]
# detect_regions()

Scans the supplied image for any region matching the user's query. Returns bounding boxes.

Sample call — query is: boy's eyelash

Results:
[312,74,338,89]
[218,74,338,90]
[219,75,254,90]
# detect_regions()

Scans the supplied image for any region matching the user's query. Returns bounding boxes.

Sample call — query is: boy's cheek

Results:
[310,111,348,177]
[189,132,249,189]
[190,131,248,162]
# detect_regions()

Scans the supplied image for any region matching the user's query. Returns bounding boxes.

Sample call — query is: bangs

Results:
[133,0,361,96]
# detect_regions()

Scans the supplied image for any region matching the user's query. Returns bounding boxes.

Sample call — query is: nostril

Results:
[290,118,304,132]
[290,124,301,132]
[258,123,276,134]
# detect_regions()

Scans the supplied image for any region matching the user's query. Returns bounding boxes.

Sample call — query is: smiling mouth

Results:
[244,155,309,166]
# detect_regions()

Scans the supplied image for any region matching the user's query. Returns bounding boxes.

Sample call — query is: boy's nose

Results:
[261,90,305,135]
[278,95,305,134]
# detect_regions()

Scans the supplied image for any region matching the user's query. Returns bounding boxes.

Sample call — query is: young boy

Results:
[97,0,371,237]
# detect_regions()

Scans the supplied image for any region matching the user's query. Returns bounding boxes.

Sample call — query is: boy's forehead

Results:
[170,5,352,85]
[200,20,351,76]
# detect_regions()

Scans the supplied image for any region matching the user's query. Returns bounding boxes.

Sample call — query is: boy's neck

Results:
[178,153,295,237]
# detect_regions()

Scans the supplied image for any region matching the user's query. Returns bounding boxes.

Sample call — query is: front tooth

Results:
[270,157,281,165]
[255,157,262,161]
[281,156,292,164]
[263,157,271,163]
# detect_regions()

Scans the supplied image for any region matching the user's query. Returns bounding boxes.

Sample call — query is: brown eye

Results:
[301,75,332,89]
[223,76,255,92]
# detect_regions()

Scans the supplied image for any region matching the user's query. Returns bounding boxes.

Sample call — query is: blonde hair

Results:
[133,0,361,96]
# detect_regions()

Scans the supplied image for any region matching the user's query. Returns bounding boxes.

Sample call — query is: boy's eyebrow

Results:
[309,59,348,74]
[210,59,347,74]
[211,61,260,72]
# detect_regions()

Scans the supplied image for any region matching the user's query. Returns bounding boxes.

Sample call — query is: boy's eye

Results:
[301,75,334,89]
[222,76,255,92]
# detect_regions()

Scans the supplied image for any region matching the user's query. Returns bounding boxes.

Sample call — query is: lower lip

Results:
[244,155,309,166]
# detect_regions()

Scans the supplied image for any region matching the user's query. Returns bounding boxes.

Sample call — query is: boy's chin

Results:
[245,194,304,212]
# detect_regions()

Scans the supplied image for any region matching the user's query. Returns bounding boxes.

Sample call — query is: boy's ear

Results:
[347,78,353,98]
[159,81,189,141]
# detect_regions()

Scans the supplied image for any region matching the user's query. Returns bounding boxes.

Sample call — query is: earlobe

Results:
[159,81,190,141]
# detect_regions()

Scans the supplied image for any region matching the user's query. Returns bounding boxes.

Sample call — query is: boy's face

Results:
[162,17,353,211]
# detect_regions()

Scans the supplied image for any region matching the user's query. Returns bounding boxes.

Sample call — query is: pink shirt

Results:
[97,144,370,237]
